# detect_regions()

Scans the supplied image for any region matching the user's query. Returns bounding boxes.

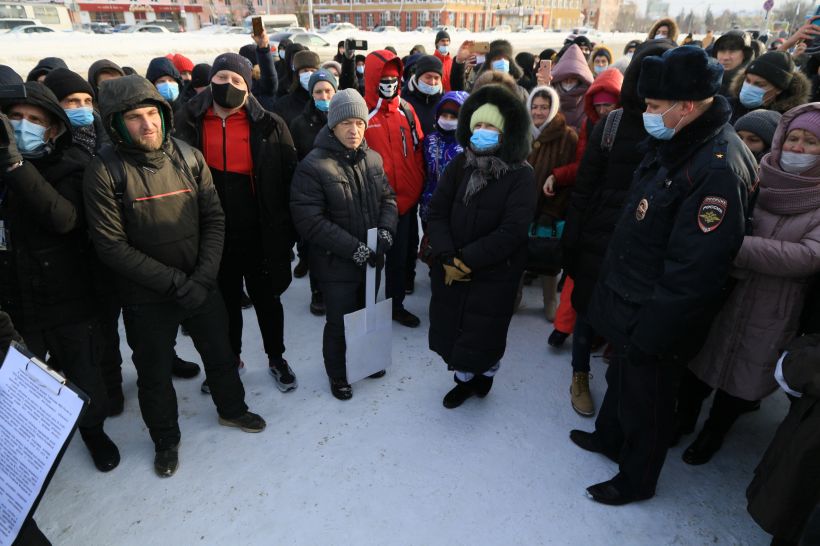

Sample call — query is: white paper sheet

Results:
[0,346,84,546]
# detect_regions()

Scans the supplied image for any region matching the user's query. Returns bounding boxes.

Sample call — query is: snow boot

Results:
[310,290,326,316]
[570,372,595,417]
[329,377,353,400]
[269,358,298,392]
[80,425,120,472]
[542,275,559,322]
[172,356,200,378]
[218,411,266,433]
[548,329,570,348]
[154,443,179,478]
[569,429,619,463]
[443,375,474,409]
[473,374,494,398]
[392,307,421,328]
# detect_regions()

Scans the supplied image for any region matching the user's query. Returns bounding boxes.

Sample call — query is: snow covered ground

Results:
[0,30,646,77]
[34,266,782,545]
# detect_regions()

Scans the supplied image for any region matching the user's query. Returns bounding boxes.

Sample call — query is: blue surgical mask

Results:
[739,82,767,108]
[10,118,48,157]
[299,70,315,91]
[416,78,441,96]
[642,102,678,141]
[780,151,820,174]
[491,59,510,73]
[438,44,449,55]
[156,81,179,102]
[356,65,364,75]
[65,106,94,128]
[315,99,330,112]
[594,65,606,74]
[278,50,286,60]
[470,127,500,152]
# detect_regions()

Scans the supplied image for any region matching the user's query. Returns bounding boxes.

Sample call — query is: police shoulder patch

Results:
[698,196,728,233]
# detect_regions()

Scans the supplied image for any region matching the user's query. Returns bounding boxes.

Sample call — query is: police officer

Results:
[568,46,757,505]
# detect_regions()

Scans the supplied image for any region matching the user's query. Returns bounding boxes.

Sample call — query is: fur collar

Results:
[727,69,811,114]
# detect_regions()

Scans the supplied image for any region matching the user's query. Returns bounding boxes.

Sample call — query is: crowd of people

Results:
[2,14,820,546]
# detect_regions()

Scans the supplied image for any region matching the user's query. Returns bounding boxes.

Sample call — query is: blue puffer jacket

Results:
[420,91,468,223]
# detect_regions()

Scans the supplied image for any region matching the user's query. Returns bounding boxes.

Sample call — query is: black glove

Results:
[0,113,22,168]
[626,344,658,367]
[377,228,393,257]
[176,278,209,310]
[352,242,376,268]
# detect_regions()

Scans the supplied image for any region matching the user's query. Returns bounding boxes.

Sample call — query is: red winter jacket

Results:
[364,50,426,215]
[553,68,623,188]
[434,49,453,93]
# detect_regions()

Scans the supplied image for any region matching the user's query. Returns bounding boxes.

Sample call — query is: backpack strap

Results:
[600,108,624,153]
[398,99,420,150]
[169,137,200,184]
[96,144,127,206]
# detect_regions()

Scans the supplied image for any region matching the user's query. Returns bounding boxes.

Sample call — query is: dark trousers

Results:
[23,319,108,430]
[319,280,366,379]
[298,238,319,293]
[13,518,50,546]
[386,212,412,311]
[676,368,759,435]
[96,296,123,395]
[405,204,419,283]
[218,241,285,360]
[595,353,683,497]
[570,313,595,373]
[122,291,248,449]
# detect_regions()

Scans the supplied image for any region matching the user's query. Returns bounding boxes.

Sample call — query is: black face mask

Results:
[211,82,247,109]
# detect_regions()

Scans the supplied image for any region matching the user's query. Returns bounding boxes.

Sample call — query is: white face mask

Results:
[475,54,486,65]
[780,151,820,174]
[437,116,458,131]
[560,81,578,92]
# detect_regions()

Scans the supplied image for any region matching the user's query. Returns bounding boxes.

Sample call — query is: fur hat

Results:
[620,38,676,113]
[457,84,533,163]
[483,40,523,80]
[734,109,781,147]
[322,60,342,75]
[745,51,794,90]
[293,50,320,73]
[638,46,723,100]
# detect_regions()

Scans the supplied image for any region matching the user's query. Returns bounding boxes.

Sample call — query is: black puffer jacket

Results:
[562,39,675,314]
[272,85,311,127]
[402,77,441,135]
[0,82,97,332]
[588,95,757,361]
[427,85,536,374]
[289,126,397,283]
[83,75,225,305]
[174,87,298,266]
[289,98,326,160]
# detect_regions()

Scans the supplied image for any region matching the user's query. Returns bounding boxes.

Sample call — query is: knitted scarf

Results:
[757,153,820,215]
[463,148,523,205]
[73,124,97,157]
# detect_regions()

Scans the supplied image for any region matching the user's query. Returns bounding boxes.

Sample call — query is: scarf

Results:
[556,84,587,131]
[757,153,820,215]
[73,124,97,157]
[463,148,523,205]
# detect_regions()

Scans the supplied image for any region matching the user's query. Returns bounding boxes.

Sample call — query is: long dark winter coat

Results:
[289,98,327,161]
[289,126,398,283]
[0,82,97,332]
[427,85,536,374]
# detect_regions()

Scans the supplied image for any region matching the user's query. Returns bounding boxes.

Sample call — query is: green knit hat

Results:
[470,103,505,132]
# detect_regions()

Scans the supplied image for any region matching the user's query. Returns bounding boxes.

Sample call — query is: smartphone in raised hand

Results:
[252,16,263,37]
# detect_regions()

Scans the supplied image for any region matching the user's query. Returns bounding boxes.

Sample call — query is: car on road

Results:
[372,25,399,33]
[413,26,434,32]
[127,24,171,33]
[222,26,247,34]
[319,22,357,33]
[486,24,512,33]
[9,25,55,34]
[89,22,113,34]
[270,31,334,56]
[518,25,544,33]
[113,23,133,32]
[0,18,38,33]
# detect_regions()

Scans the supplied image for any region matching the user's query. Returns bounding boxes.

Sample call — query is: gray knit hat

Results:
[328,88,368,129]
[734,109,782,148]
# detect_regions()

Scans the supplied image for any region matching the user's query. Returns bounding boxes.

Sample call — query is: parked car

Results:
[372,25,399,33]
[135,20,180,33]
[413,26,433,32]
[223,26,247,34]
[89,22,113,34]
[127,25,171,33]
[0,18,38,33]
[113,23,133,32]
[9,25,55,34]
[270,31,333,56]
[319,22,358,33]
[486,25,512,33]
[518,25,544,33]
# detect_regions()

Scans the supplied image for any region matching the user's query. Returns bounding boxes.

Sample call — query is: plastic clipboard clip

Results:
[12,341,68,396]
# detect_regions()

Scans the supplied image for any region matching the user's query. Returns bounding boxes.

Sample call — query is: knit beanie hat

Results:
[322,60,342,75]
[435,30,450,44]
[0,65,22,86]
[328,88,368,129]
[414,55,443,78]
[191,63,212,88]
[43,68,94,101]
[470,103,505,132]
[745,51,794,91]
[170,53,194,74]
[293,50,321,73]
[146,57,180,85]
[593,90,618,104]
[210,53,253,89]
[26,57,68,82]
[239,44,258,66]
[787,110,820,140]
[355,54,366,64]
[638,46,723,100]
[308,69,338,93]
[593,48,612,63]
[734,109,782,147]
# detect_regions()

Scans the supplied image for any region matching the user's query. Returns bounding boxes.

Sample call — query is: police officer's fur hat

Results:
[638,46,723,101]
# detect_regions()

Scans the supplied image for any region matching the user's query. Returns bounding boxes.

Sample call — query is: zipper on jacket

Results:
[222,118,227,172]
[400,127,407,158]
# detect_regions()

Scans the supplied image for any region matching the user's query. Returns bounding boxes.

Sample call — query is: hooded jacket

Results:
[552,67,623,189]
[421,91,468,222]
[434,47,453,93]
[363,50,426,215]
[83,75,225,305]
[588,45,614,74]
[87,59,124,99]
[289,126,398,283]
[428,84,536,374]
[647,18,679,43]
[0,82,97,332]
[550,44,594,132]
[727,68,811,123]
[26,57,67,82]
[403,74,443,136]
[276,43,306,98]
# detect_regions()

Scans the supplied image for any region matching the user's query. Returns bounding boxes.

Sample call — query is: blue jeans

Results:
[570,313,595,373]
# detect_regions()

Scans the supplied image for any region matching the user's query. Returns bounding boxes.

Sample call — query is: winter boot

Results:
[443,375,474,409]
[682,426,726,465]
[548,329,570,348]
[269,358,298,392]
[569,430,619,463]
[310,290,326,316]
[293,258,309,278]
[80,425,120,472]
[542,275,559,322]
[570,372,595,417]
[392,307,421,328]
[219,411,266,432]
[172,356,200,378]
[154,443,179,478]
[329,377,353,400]
[472,374,494,398]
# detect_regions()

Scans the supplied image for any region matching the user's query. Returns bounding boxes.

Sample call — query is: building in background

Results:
[645,0,669,20]
[310,0,582,32]
[582,0,621,31]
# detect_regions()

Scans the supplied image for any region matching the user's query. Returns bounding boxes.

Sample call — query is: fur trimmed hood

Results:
[647,18,679,43]
[728,68,811,115]
[457,84,533,163]
[589,45,614,71]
